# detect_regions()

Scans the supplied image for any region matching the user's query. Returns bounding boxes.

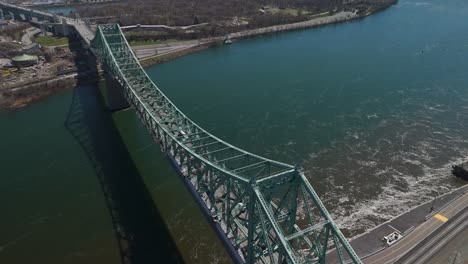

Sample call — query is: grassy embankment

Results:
[36,36,69,47]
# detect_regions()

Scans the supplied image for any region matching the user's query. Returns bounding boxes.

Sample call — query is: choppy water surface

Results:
[0,0,467,263]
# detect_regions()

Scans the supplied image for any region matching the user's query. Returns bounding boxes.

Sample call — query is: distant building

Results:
[11,54,38,67]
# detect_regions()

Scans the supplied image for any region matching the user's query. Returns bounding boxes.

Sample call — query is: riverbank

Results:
[138,1,397,67]
[0,74,76,110]
[0,71,100,110]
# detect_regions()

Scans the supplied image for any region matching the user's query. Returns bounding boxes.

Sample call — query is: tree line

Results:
[76,0,343,27]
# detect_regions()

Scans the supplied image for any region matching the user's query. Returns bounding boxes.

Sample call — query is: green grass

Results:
[36,36,69,47]
[129,39,177,46]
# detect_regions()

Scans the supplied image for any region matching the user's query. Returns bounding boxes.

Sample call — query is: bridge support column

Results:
[0,9,4,20]
[40,24,46,36]
[104,73,130,111]
[8,11,14,21]
[50,19,71,36]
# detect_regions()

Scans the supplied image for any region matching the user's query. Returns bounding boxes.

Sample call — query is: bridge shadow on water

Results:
[63,36,184,264]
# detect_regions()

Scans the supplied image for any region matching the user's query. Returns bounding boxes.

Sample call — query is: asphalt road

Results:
[427,226,467,264]
[363,191,468,264]
[406,210,467,264]
[21,27,41,45]
[131,40,207,59]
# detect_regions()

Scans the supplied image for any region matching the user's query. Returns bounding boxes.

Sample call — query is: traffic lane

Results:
[426,226,468,264]
[134,45,198,59]
[364,192,468,264]
[413,211,467,264]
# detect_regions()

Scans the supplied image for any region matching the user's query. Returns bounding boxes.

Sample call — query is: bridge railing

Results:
[91,23,362,264]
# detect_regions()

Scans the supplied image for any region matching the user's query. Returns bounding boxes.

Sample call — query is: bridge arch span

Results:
[90,23,361,264]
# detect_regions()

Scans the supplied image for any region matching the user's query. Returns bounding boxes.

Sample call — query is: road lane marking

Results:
[434,213,448,223]
[365,195,467,264]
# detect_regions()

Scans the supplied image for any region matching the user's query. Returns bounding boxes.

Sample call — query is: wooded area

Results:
[73,0,395,41]
[76,0,343,27]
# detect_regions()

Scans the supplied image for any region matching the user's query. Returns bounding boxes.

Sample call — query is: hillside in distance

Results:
[76,0,395,28]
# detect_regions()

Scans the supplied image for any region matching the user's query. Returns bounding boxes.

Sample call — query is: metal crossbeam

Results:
[231,161,267,173]
[191,141,221,150]
[214,153,246,164]
[202,146,232,156]
[286,221,329,241]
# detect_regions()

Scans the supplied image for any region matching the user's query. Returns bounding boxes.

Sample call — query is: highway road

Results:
[405,210,467,264]
[131,40,207,59]
[427,226,467,264]
[363,191,468,264]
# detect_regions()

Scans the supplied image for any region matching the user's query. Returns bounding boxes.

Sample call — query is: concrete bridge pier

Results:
[39,24,47,36]
[104,72,130,111]
[52,19,71,36]
[0,9,4,20]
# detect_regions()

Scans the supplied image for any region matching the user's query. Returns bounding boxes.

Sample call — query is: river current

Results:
[1,0,467,263]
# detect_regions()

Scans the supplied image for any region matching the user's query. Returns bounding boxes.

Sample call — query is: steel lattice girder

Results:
[90,24,362,264]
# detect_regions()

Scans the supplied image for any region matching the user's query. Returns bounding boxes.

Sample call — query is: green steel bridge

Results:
[91,24,361,264]
[0,2,362,262]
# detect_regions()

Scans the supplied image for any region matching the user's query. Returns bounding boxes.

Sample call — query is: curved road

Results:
[20,27,41,45]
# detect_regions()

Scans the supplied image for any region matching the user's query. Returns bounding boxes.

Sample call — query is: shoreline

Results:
[0,72,98,110]
[138,2,397,68]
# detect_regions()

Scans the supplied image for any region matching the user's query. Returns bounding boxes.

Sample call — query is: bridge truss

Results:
[91,24,362,264]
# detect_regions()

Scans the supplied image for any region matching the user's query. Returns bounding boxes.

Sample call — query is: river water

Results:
[38,3,109,15]
[1,0,467,263]
[40,5,76,14]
